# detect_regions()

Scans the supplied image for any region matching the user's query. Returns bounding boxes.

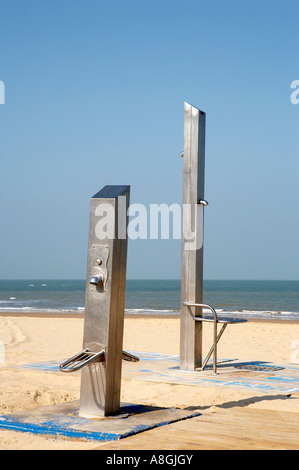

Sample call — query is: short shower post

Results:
[60,185,139,418]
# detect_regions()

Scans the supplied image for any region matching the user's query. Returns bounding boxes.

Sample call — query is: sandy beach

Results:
[0,312,299,450]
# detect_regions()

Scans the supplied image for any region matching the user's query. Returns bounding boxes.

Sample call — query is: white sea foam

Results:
[125,308,299,320]
[0,305,298,320]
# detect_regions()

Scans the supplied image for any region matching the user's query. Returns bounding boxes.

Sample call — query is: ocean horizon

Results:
[0,279,298,320]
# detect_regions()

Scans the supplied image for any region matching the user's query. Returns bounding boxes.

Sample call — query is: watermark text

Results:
[291,340,299,364]
[290,80,299,104]
[0,81,5,104]
[94,199,205,250]
[0,341,5,366]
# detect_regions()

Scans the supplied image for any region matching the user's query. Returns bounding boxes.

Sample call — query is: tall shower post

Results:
[180,103,207,370]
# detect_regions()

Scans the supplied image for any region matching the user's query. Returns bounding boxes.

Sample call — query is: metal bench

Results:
[182,302,247,374]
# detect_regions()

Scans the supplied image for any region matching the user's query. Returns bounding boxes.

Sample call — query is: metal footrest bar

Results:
[60,349,139,373]
[59,348,105,373]
[122,351,140,362]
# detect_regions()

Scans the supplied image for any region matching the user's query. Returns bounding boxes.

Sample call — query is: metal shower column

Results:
[60,185,138,417]
[79,185,130,417]
[180,103,207,370]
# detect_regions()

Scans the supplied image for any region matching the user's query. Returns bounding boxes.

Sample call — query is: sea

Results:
[0,279,299,321]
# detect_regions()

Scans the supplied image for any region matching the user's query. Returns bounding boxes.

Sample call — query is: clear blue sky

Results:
[0,0,298,280]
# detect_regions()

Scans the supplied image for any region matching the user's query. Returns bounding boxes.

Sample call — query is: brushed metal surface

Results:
[180,103,206,370]
[79,186,130,417]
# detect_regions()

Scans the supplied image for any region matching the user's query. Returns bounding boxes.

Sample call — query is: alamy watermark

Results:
[94,198,205,250]
[0,80,5,104]
[290,80,299,105]
[0,341,4,366]
[291,340,299,364]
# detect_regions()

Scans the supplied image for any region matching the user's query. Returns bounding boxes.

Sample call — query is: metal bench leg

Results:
[201,323,228,374]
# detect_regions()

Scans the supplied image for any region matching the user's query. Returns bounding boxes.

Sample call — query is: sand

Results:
[0,312,299,450]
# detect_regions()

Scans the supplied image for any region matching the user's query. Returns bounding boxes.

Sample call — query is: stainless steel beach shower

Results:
[180,103,206,371]
[60,185,139,418]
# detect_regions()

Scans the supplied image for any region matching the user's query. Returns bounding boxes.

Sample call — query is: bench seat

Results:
[193,315,247,324]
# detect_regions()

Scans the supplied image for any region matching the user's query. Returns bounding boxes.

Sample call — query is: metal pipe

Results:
[182,302,218,374]
[198,199,208,206]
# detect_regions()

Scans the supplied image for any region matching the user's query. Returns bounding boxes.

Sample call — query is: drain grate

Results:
[234,364,284,372]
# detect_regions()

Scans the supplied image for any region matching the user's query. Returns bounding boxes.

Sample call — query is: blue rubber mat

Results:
[0,401,201,442]
[19,352,299,394]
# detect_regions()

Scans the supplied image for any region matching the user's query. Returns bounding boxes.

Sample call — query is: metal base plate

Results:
[0,401,201,442]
